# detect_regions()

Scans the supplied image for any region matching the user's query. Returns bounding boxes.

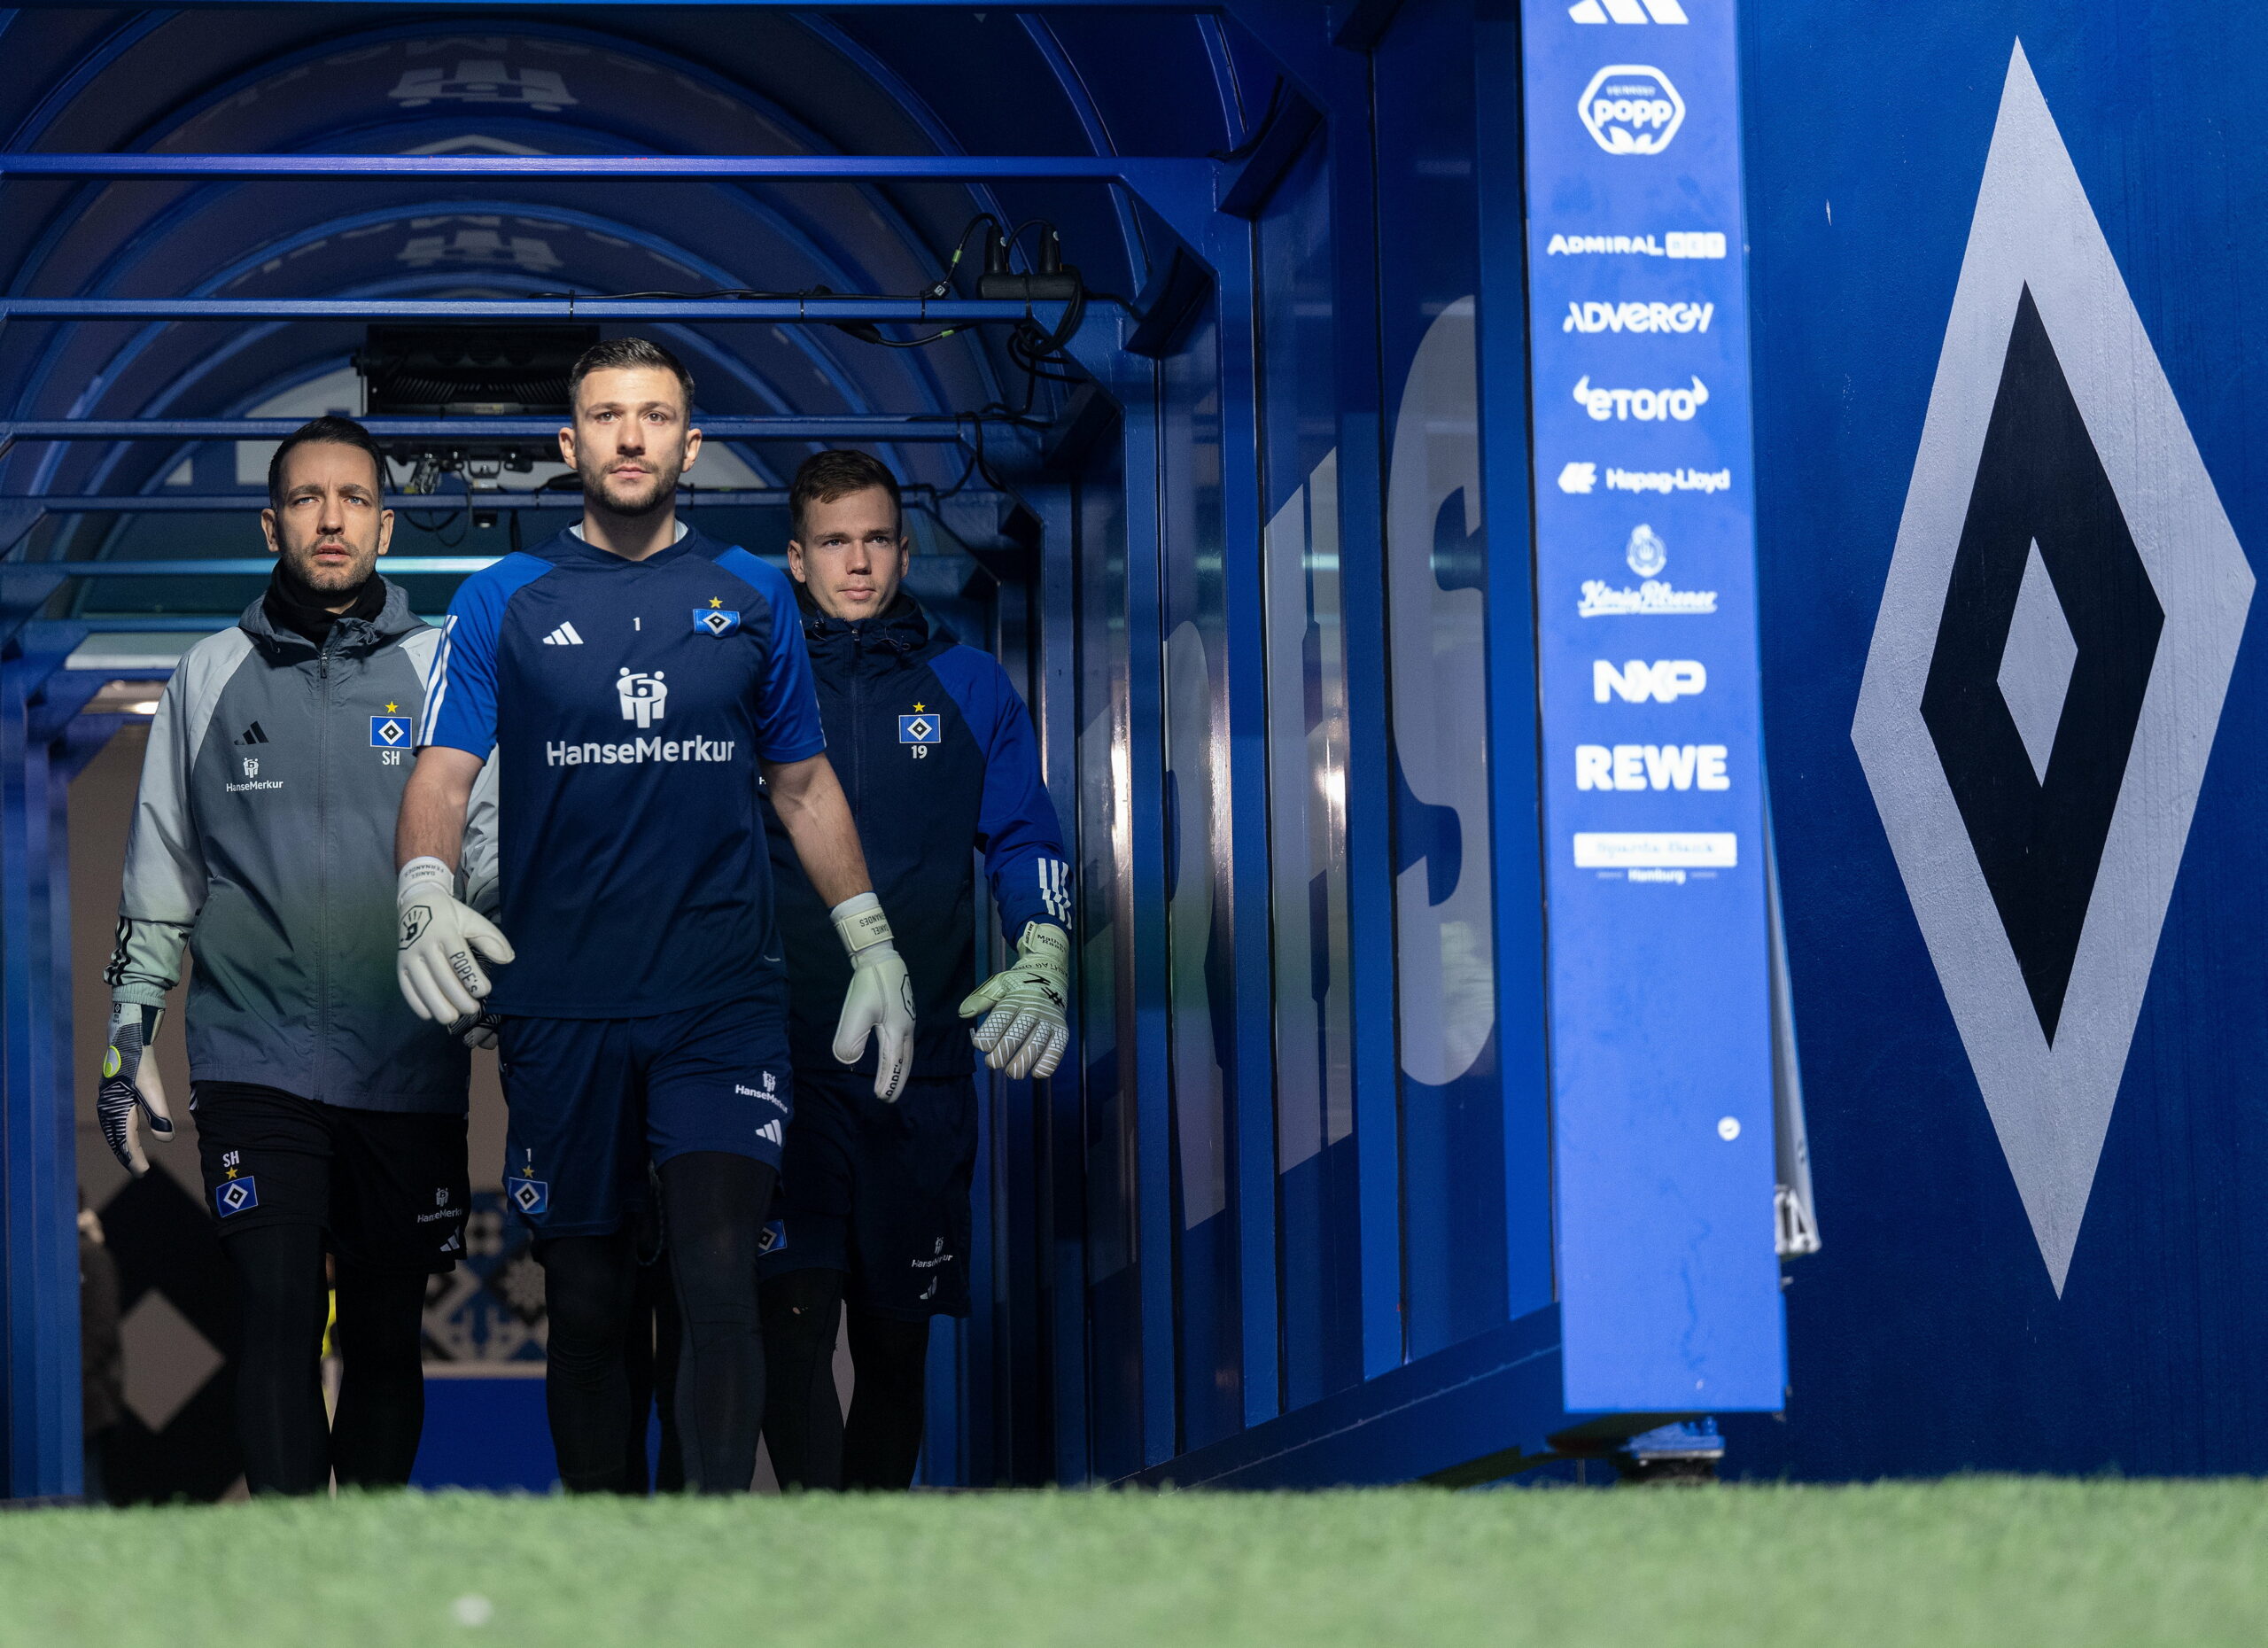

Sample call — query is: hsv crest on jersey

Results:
[214,1176,260,1217]
[511,1176,549,1217]
[898,711,942,744]
[694,607,742,637]
[369,714,412,748]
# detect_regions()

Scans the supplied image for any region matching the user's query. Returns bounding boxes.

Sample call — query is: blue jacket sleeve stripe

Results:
[932,646,1071,941]
[419,553,548,756]
[718,548,827,764]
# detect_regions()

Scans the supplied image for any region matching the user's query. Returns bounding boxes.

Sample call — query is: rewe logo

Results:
[617,668,667,728]
[1575,743,1731,791]
[1595,659,1706,703]
[1579,66,1685,155]
[1569,0,1687,21]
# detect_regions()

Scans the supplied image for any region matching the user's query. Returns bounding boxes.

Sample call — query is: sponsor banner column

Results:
[1520,0,1783,1409]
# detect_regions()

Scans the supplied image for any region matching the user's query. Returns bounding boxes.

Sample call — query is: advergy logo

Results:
[1626,523,1668,576]
[1579,579,1717,616]
[616,667,667,728]
[1547,231,1726,259]
[1574,742,1731,790]
[1574,375,1709,422]
[1595,659,1706,703]
[1558,462,1598,494]
[1608,466,1732,495]
[1579,66,1685,155]
[1570,0,1687,19]
[1564,299,1713,335]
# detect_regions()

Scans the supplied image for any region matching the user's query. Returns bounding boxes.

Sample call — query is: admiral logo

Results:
[1569,0,1687,20]
[1580,66,1685,155]
[1574,743,1731,790]
[1574,375,1709,422]
[1579,579,1718,616]
[1547,231,1726,259]
[1564,300,1713,335]
[1609,466,1732,495]
[1595,659,1707,703]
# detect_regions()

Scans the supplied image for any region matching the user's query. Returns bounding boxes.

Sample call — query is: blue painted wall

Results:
[1733,1,2268,1476]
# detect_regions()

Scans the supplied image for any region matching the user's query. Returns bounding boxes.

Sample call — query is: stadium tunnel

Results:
[0,0,1801,1498]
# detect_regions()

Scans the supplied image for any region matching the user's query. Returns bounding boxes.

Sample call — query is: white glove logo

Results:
[617,669,667,728]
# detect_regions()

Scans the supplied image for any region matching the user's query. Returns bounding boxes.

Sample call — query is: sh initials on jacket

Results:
[900,703,943,760]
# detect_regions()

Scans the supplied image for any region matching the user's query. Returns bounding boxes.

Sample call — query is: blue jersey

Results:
[420,525,825,1018]
[764,595,1070,1077]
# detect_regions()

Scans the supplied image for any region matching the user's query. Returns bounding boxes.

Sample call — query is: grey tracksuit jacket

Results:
[107,579,489,1114]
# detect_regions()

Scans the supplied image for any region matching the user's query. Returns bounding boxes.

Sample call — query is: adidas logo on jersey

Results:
[1569,0,1687,19]
[236,722,270,746]
[756,1118,784,1147]
[542,622,585,646]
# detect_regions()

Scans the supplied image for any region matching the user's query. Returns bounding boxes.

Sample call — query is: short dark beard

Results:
[579,453,683,517]
[280,540,377,598]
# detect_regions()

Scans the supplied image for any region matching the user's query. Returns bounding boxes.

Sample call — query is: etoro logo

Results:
[1579,66,1685,155]
[617,668,667,728]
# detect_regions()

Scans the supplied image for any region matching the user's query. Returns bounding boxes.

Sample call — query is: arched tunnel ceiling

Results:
[0,4,1275,582]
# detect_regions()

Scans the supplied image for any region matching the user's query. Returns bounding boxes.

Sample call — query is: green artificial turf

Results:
[2,1477,2263,1647]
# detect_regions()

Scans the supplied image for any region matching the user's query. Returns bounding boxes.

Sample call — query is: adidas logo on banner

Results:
[543,622,585,646]
[756,1119,784,1147]
[235,722,270,746]
[1570,0,1688,19]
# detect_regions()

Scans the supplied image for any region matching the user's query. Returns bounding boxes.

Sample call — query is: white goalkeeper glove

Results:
[98,1001,174,1176]
[397,856,516,1026]
[831,892,914,1102]
[959,921,1070,1080]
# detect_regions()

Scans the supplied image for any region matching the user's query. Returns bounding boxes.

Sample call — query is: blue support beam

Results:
[0,420,1008,441]
[0,489,1001,510]
[0,621,88,1497]
[0,299,1047,325]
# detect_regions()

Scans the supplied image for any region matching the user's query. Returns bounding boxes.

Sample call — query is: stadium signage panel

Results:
[1522,0,1782,1410]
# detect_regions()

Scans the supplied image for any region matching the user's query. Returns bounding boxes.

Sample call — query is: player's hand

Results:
[830,893,914,1102]
[445,1009,501,1050]
[959,921,1070,1080]
[397,857,516,1025]
[98,1002,174,1176]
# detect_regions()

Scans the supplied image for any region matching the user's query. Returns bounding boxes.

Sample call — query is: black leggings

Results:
[539,1153,773,1495]
[759,1268,932,1490]
[225,1224,430,1496]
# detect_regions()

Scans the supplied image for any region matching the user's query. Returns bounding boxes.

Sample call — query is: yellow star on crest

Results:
[385,703,399,713]
[709,597,724,609]
[913,703,925,711]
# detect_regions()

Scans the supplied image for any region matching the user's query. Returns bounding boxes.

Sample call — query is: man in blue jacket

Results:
[758,449,1072,1489]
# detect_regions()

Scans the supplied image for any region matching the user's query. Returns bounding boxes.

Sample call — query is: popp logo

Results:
[1579,66,1685,155]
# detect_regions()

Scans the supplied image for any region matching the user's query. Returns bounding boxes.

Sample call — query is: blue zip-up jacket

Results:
[765,593,1071,1078]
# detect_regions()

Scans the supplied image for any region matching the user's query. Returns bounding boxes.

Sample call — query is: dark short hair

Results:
[788,449,903,537]
[267,416,388,513]
[568,336,695,411]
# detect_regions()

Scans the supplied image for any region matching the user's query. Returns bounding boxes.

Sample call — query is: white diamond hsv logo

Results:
[1851,43,2253,1295]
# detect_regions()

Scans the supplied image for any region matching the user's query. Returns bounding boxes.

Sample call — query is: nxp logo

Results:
[1579,66,1684,155]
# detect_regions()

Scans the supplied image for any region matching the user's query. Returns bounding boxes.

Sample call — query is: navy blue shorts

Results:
[496,992,793,1238]
[757,1068,976,1319]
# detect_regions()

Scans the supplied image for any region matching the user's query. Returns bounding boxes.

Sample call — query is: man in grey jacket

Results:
[101,415,480,1495]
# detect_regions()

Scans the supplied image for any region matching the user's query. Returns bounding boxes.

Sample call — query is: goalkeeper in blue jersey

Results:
[757,450,1071,1490]
[393,339,913,1495]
